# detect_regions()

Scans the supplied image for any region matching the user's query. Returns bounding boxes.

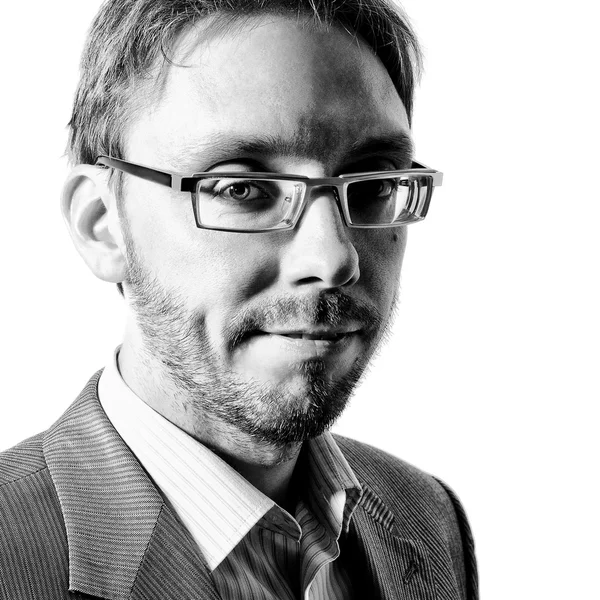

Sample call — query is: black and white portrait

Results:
[0,1,597,598]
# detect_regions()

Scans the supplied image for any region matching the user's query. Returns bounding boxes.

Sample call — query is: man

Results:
[0,0,477,598]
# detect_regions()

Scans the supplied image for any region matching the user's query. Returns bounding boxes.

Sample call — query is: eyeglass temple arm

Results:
[410,160,443,186]
[95,156,195,192]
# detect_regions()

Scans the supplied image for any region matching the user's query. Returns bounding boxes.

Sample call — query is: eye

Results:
[372,179,395,198]
[349,178,396,201]
[219,181,267,202]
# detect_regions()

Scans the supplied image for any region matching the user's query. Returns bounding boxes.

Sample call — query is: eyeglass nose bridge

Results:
[295,181,349,228]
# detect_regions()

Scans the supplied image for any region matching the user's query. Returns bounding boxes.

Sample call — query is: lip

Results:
[242,329,360,359]
[259,329,359,341]
[231,329,361,384]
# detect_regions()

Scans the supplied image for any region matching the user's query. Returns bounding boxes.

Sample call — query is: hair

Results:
[68,0,422,166]
[67,0,422,295]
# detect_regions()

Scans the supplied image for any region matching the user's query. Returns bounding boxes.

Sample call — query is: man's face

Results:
[119,15,411,445]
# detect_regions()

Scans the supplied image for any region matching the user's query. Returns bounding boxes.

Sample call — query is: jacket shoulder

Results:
[0,432,47,486]
[334,434,452,511]
[0,433,70,599]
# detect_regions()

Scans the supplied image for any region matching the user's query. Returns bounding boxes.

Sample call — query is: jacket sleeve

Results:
[434,477,479,600]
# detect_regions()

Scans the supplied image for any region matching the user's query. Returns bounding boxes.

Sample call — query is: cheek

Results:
[390,228,408,262]
[354,228,406,307]
[125,178,285,290]
[124,181,268,295]
[123,179,195,269]
[166,240,280,319]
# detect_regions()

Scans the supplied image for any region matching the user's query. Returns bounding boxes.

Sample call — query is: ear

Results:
[61,164,127,284]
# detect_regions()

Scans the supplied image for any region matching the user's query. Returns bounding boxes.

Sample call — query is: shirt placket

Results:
[296,501,345,600]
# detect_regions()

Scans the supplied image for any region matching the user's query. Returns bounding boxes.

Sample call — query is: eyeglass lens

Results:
[346,176,431,225]
[196,178,304,230]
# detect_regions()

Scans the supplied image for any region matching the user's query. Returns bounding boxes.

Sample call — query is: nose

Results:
[280,186,360,290]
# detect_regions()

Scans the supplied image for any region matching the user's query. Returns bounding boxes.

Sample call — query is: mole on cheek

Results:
[391,232,399,243]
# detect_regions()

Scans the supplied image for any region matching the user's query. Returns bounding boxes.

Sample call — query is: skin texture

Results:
[62,15,412,506]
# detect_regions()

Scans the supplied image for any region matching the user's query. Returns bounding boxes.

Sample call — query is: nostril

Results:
[286,240,360,289]
[296,275,323,286]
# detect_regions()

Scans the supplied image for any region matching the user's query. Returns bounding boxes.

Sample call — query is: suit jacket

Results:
[0,371,478,600]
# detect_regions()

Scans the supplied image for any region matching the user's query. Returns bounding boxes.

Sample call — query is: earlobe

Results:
[61,165,127,284]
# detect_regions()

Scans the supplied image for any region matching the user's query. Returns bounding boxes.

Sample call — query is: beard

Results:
[122,225,397,446]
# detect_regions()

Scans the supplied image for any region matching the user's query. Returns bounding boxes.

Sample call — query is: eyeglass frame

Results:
[95,155,443,233]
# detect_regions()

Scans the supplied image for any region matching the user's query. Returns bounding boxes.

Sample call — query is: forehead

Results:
[125,15,411,171]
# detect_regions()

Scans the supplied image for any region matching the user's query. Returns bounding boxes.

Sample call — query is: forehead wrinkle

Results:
[272,113,346,165]
[166,132,342,173]
[167,127,413,174]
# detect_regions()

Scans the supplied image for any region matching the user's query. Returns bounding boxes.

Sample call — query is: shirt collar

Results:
[303,432,363,538]
[99,346,362,569]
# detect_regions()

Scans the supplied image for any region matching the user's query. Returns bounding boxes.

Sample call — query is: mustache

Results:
[224,292,383,351]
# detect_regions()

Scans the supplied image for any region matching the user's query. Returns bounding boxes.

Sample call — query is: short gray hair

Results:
[67,0,422,167]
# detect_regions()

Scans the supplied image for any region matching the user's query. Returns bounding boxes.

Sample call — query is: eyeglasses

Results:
[96,155,443,233]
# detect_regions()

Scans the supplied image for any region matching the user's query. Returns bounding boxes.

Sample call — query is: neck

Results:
[214,447,301,511]
[118,339,302,507]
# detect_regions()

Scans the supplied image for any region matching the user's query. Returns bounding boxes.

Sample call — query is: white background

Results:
[1,1,598,598]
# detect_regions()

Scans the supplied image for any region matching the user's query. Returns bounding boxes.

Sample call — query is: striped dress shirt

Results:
[98,348,363,599]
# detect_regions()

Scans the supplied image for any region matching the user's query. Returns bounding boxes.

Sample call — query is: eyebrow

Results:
[346,133,414,168]
[168,130,414,173]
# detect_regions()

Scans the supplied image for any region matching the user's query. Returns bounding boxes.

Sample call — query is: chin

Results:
[236,361,363,445]
[270,364,342,400]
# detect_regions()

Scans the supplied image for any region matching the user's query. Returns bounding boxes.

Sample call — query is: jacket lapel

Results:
[349,488,438,600]
[43,371,219,600]
[131,502,221,600]
[336,435,468,600]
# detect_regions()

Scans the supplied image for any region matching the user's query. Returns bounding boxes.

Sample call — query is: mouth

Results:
[232,327,363,370]
[267,331,351,342]
[247,329,361,349]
